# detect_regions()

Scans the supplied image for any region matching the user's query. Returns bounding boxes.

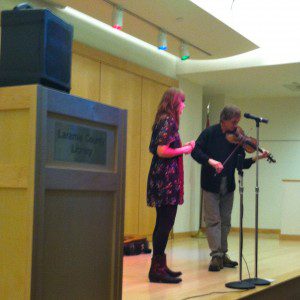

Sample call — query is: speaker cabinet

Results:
[0,9,73,93]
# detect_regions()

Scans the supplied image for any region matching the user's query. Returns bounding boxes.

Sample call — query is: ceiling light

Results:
[61,6,178,62]
[157,30,168,50]
[180,42,190,60]
[112,5,123,30]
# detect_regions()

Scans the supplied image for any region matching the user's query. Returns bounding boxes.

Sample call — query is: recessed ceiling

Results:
[180,62,300,98]
[1,0,299,99]
[109,0,258,59]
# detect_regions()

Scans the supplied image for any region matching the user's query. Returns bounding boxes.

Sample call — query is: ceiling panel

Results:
[3,0,257,59]
[111,0,258,58]
[181,63,300,98]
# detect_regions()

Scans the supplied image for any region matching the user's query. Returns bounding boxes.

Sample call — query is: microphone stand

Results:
[225,155,255,290]
[244,120,270,286]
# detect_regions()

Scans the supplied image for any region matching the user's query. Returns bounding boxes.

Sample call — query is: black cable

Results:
[242,254,251,279]
[240,197,251,279]
[239,170,251,280]
[181,289,245,300]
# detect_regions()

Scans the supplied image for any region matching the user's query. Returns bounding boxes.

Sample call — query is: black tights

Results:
[152,205,178,256]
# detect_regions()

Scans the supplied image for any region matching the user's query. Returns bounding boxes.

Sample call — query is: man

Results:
[191,105,268,272]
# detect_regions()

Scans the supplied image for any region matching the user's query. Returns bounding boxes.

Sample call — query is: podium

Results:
[0,85,127,299]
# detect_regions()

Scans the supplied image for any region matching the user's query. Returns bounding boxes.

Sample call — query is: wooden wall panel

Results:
[0,85,37,299]
[71,43,178,235]
[71,53,101,101]
[139,79,169,236]
[100,63,142,235]
[73,42,177,88]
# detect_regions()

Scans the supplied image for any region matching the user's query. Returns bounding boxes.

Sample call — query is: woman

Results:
[147,87,195,284]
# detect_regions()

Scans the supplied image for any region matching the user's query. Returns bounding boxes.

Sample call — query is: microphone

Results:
[244,113,268,124]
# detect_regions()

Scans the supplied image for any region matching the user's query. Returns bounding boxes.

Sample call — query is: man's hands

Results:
[208,158,224,174]
[259,149,269,159]
[252,149,270,161]
[207,149,270,174]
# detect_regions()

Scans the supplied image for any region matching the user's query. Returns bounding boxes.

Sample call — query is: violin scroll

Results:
[266,153,276,163]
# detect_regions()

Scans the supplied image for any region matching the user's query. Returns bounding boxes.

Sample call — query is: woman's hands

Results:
[157,140,195,158]
[183,140,195,155]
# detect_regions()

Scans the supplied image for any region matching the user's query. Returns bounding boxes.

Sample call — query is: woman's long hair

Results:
[152,87,185,130]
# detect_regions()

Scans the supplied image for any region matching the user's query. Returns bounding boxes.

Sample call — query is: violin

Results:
[226,126,276,163]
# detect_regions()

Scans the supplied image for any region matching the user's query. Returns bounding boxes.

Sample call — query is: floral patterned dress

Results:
[147,115,184,207]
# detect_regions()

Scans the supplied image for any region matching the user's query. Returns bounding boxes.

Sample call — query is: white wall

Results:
[174,79,203,233]
[203,94,225,127]
[227,96,300,229]
[281,181,300,235]
[176,92,300,233]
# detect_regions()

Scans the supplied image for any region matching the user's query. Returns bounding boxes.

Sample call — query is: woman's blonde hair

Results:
[152,87,185,130]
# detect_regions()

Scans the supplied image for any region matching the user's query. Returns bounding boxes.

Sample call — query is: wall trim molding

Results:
[230,227,281,235]
[172,231,198,239]
[279,234,300,241]
[144,229,300,242]
[172,229,300,241]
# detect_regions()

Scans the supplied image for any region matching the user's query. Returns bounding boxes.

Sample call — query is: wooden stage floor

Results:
[122,232,300,300]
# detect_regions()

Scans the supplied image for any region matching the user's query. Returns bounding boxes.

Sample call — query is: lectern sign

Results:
[54,121,107,165]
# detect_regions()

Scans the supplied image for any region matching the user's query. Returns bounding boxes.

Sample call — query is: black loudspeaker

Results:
[0,8,73,93]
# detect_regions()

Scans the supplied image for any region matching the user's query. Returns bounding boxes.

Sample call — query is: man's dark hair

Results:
[220,105,241,122]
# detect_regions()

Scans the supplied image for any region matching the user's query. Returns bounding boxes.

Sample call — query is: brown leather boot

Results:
[208,256,223,272]
[223,254,238,268]
[162,254,182,277]
[148,255,182,283]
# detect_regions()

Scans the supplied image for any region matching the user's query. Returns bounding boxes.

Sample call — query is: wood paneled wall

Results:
[0,86,37,299]
[71,42,178,236]
[139,79,169,235]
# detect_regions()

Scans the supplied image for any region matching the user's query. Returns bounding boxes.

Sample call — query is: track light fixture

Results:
[157,30,167,50]
[65,0,211,59]
[180,41,190,60]
[112,5,123,30]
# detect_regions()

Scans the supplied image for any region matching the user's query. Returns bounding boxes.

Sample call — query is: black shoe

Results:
[219,256,224,269]
[208,256,223,272]
[149,271,182,283]
[161,254,182,277]
[223,254,238,268]
[165,266,182,278]
[148,255,182,283]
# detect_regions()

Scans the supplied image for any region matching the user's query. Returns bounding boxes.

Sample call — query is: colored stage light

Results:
[112,6,123,30]
[180,42,190,60]
[158,31,167,50]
